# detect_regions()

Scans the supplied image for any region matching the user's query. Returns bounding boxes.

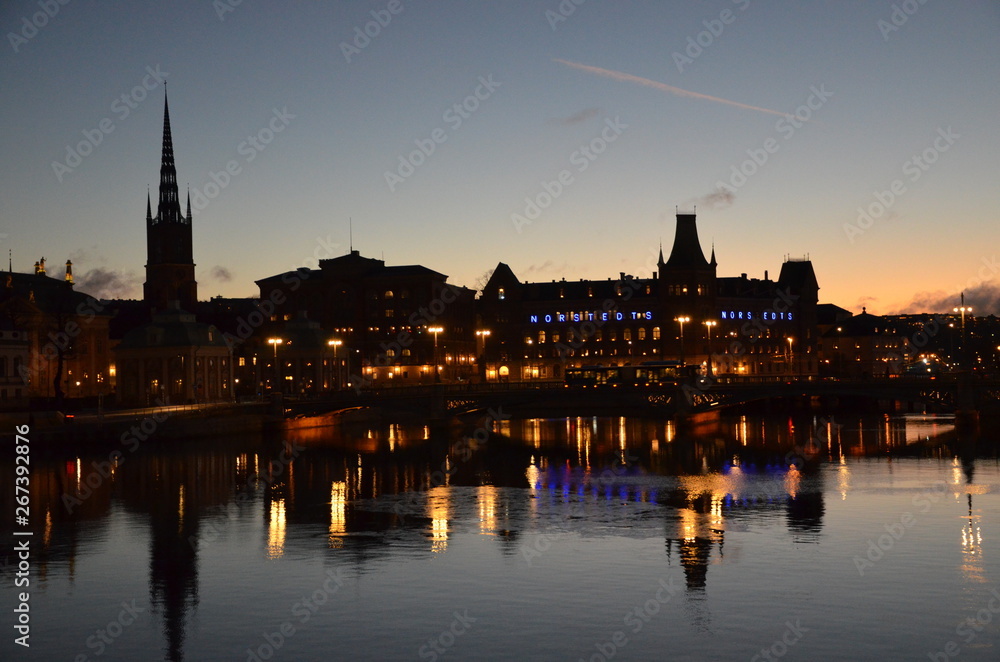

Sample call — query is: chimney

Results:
[764,270,769,281]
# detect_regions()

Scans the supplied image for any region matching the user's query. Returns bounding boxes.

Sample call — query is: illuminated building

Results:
[477,212,820,381]
[0,260,113,400]
[253,250,477,386]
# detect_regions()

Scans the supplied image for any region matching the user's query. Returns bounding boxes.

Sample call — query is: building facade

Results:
[477,212,820,382]
[114,304,233,406]
[0,261,113,401]
[251,250,477,390]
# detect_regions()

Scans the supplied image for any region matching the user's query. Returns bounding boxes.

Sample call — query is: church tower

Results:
[143,90,197,313]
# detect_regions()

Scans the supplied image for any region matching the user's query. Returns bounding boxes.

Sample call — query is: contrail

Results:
[554,58,790,119]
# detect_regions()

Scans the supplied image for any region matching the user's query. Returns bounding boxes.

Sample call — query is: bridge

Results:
[278,376,1000,420]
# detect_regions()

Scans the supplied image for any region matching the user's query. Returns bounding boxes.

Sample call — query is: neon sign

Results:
[529,311,654,324]
[720,310,793,321]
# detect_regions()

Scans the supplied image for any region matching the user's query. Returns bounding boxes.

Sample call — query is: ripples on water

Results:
[1,413,999,661]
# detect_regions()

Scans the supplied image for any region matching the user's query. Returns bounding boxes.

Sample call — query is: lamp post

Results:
[267,338,283,392]
[954,296,972,368]
[704,320,717,376]
[675,316,690,366]
[428,326,443,382]
[476,330,491,383]
[328,339,342,390]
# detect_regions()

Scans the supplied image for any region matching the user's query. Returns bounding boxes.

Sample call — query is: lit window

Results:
[498,288,505,301]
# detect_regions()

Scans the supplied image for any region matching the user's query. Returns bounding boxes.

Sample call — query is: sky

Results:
[2,0,998,315]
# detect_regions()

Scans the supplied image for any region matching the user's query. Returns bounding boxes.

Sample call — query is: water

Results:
[2,413,999,661]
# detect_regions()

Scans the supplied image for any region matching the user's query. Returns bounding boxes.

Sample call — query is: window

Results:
[538,330,546,344]
[652,327,661,340]
[385,290,394,299]
[623,329,632,341]
[498,288,505,301]
[638,327,646,341]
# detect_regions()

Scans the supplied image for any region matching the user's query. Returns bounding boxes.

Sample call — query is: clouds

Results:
[210,266,233,282]
[554,59,790,119]
[685,186,735,211]
[894,283,1000,315]
[523,260,569,278]
[550,107,601,126]
[75,268,140,299]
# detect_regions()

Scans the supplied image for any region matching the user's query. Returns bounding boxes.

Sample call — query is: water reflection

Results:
[2,412,995,660]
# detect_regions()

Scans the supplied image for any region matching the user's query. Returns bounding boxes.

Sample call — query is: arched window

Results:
[638,327,646,341]
[384,290,394,299]
[652,326,661,340]
[623,328,632,341]
[538,330,546,344]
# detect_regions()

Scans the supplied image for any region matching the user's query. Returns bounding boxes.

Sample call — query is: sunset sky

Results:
[2,1,998,314]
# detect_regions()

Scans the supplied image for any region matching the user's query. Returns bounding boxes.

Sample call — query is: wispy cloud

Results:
[685,186,735,210]
[550,107,601,126]
[75,267,140,299]
[524,260,569,277]
[554,58,790,119]
[210,266,233,282]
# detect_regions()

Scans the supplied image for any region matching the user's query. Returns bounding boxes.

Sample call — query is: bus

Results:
[564,361,688,387]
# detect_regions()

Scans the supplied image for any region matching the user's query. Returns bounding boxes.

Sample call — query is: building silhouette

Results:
[144,90,197,314]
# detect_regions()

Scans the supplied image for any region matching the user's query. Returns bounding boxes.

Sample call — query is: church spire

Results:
[710,241,717,268]
[156,87,183,225]
[146,189,152,222]
[186,188,192,223]
[657,240,664,268]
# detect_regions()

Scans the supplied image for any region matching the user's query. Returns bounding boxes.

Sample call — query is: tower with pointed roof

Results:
[143,90,197,313]
[659,212,717,320]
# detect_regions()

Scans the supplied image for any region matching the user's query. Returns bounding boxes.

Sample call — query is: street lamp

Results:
[675,316,690,366]
[267,338,283,393]
[954,296,972,368]
[476,330,491,383]
[428,326,443,381]
[704,320,717,376]
[328,339,342,389]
